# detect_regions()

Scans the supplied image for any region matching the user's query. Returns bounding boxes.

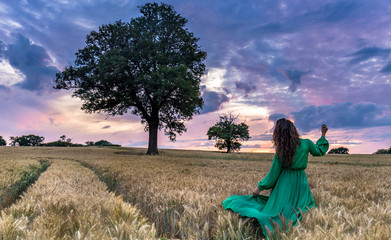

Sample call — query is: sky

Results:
[0,0,390,153]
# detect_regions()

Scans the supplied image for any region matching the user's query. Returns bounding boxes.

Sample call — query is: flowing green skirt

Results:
[222,169,316,238]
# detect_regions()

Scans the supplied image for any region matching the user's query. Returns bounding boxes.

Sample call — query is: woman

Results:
[222,118,329,238]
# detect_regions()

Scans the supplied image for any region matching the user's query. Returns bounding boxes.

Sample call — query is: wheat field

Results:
[0,158,39,192]
[0,146,390,239]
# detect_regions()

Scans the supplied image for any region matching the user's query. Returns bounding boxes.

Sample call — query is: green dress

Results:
[222,137,329,238]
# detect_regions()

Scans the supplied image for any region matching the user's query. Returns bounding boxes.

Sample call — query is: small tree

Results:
[0,136,6,146]
[328,147,349,154]
[9,136,17,146]
[54,3,206,155]
[60,135,66,142]
[207,113,250,153]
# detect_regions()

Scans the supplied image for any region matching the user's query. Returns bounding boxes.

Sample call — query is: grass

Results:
[0,146,390,239]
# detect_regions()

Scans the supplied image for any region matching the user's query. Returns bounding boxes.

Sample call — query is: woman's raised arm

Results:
[309,124,329,156]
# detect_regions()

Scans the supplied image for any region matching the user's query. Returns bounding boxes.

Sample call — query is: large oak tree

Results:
[54,3,206,154]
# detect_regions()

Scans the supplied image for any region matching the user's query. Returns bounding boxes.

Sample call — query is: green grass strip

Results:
[0,160,51,210]
[77,161,117,192]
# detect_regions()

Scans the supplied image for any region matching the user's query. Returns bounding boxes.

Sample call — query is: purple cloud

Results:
[235,81,256,95]
[277,69,307,92]
[347,47,391,64]
[0,84,11,94]
[251,134,272,141]
[291,102,391,132]
[268,113,287,122]
[4,34,58,92]
[200,90,229,114]
[380,62,391,73]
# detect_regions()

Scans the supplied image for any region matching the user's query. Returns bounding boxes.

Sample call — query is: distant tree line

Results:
[374,146,391,154]
[0,135,120,147]
[42,135,83,147]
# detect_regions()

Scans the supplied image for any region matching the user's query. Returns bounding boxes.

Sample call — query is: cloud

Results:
[0,84,10,94]
[291,102,391,132]
[329,139,362,145]
[380,61,391,73]
[241,144,261,149]
[250,117,263,122]
[200,90,229,114]
[277,69,306,92]
[312,1,357,23]
[235,81,256,95]
[129,141,148,147]
[0,41,4,57]
[3,34,58,92]
[251,133,272,141]
[347,47,391,64]
[255,1,357,35]
[268,113,287,122]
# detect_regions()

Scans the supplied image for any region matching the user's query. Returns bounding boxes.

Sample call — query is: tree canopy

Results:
[86,140,121,147]
[374,146,391,154]
[54,3,206,155]
[9,135,45,146]
[328,147,349,154]
[207,113,250,153]
[0,136,6,146]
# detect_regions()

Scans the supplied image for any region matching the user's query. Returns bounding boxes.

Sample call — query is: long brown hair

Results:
[272,118,301,168]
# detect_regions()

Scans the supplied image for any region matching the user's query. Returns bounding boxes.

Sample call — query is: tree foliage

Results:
[54,3,206,154]
[86,140,121,147]
[9,135,45,146]
[374,146,391,154]
[0,136,6,146]
[328,147,349,154]
[207,113,250,153]
[42,135,83,147]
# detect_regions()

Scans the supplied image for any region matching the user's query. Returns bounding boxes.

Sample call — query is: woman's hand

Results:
[252,186,261,196]
[321,124,328,137]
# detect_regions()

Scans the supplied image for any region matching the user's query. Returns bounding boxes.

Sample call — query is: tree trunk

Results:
[226,140,231,153]
[147,119,159,155]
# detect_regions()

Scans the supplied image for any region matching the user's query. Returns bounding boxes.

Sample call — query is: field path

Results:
[0,159,156,240]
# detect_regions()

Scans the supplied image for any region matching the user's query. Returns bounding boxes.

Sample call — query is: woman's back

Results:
[290,137,329,170]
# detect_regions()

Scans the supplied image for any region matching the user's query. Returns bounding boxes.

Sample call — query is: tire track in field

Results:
[0,160,156,240]
[0,160,50,211]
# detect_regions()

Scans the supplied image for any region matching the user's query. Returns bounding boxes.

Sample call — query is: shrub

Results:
[0,136,6,146]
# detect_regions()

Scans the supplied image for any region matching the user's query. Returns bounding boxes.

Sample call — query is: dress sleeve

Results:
[309,136,329,156]
[257,154,282,191]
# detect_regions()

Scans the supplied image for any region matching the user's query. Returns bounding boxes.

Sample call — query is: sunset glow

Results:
[0,0,390,153]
